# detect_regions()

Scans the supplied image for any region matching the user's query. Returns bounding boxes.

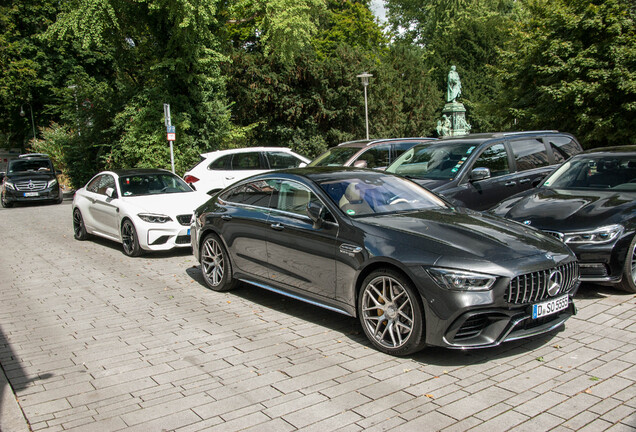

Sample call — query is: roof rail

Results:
[502,130,559,136]
[19,153,49,158]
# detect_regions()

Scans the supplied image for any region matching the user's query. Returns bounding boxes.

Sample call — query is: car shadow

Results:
[575,282,631,299]
[82,235,194,259]
[185,266,565,366]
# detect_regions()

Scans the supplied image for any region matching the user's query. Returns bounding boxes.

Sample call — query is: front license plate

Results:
[24,192,39,197]
[532,294,569,319]
[187,228,191,235]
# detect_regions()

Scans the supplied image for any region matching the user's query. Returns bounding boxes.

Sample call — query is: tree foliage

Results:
[497,0,636,148]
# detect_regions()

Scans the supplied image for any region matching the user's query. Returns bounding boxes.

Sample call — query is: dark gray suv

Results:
[1,154,63,207]
[386,131,583,210]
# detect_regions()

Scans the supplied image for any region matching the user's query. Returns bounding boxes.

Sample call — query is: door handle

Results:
[225,176,235,180]
[116,207,119,213]
[221,215,232,221]
[519,178,531,184]
[270,223,284,231]
[504,181,517,187]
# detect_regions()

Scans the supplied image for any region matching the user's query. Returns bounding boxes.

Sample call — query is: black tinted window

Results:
[510,139,550,171]
[231,152,261,170]
[220,180,272,207]
[357,145,391,169]
[473,144,510,177]
[208,154,231,170]
[547,136,581,163]
[267,152,302,169]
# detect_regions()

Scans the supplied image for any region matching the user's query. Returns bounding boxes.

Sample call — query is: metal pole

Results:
[29,104,36,140]
[363,86,369,140]
[164,103,175,174]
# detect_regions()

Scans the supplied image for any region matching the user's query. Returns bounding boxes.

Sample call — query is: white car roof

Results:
[200,147,301,159]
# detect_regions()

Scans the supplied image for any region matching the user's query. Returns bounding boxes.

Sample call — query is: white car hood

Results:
[120,191,209,217]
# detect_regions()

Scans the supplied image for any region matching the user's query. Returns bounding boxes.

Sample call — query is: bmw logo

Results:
[523,220,531,225]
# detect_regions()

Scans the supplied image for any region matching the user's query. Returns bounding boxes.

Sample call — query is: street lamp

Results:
[357,72,373,140]
[20,103,37,141]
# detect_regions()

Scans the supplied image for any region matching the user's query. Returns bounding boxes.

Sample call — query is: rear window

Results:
[546,136,581,163]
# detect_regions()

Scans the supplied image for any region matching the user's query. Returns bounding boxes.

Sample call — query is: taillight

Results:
[184,175,199,183]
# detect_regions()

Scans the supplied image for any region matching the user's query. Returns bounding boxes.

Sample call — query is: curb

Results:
[0,365,30,432]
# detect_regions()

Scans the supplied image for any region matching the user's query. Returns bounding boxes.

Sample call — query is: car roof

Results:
[200,147,299,158]
[111,168,175,176]
[435,130,567,143]
[336,137,437,148]
[581,145,636,155]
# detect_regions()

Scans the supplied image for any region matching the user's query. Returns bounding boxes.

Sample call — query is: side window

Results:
[392,142,417,160]
[357,145,391,169]
[267,152,303,169]
[270,180,321,216]
[474,143,510,177]
[546,136,581,163]
[96,175,115,195]
[231,152,261,170]
[219,180,272,207]
[86,175,103,193]
[208,155,231,170]
[510,139,550,172]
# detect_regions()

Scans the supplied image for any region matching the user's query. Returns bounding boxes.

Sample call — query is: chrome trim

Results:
[238,279,352,317]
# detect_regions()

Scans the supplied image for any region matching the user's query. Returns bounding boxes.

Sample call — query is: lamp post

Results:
[357,72,373,140]
[20,103,37,141]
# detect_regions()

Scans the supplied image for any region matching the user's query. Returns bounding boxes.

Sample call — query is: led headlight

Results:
[138,213,172,223]
[47,178,58,188]
[564,224,623,244]
[427,268,496,291]
[4,181,15,190]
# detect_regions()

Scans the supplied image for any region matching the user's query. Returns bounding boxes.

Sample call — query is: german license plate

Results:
[532,294,569,319]
[187,228,191,235]
[24,192,39,197]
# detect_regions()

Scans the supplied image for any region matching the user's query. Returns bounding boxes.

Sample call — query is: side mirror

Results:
[353,160,368,168]
[105,187,118,199]
[307,201,326,229]
[470,167,491,182]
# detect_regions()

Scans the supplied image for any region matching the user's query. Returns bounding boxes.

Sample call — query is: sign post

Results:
[164,104,175,173]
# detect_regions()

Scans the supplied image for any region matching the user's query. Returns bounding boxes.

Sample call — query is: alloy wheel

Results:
[201,237,224,286]
[121,221,137,255]
[360,275,415,349]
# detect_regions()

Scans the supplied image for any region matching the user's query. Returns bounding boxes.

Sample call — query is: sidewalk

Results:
[0,364,30,432]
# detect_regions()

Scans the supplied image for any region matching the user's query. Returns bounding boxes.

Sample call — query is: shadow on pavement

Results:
[185,265,565,367]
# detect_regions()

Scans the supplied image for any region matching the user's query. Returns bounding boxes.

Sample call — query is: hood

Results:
[121,191,210,217]
[358,208,572,265]
[497,188,636,231]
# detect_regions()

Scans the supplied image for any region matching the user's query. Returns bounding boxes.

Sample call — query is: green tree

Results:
[498,0,636,148]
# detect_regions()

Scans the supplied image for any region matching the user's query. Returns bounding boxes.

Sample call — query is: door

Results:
[87,174,120,238]
[265,179,339,299]
[449,142,515,210]
[217,180,274,279]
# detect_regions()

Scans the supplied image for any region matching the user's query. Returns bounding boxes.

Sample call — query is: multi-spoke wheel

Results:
[358,269,425,355]
[618,235,636,293]
[73,208,89,240]
[200,233,237,292]
[121,219,143,257]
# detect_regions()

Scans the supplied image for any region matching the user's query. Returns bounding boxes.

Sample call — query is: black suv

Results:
[386,131,583,210]
[1,153,63,208]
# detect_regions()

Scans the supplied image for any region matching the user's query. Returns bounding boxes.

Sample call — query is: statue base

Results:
[440,102,471,136]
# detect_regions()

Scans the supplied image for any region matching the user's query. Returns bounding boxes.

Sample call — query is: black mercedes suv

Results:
[1,153,63,208]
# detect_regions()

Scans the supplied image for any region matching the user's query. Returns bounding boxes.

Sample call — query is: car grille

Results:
[506,262,579,304]
[542,230,565,241]
[15,180,47,191]
[177,214,192,226]
[175,235,191,245]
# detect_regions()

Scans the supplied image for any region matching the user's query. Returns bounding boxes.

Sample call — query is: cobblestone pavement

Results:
[0,202,635,432]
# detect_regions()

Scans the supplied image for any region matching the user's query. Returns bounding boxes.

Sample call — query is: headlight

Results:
[427,268,496,291]
[47,178,58,188]
[564,224,623,244]
[5,181,15,190]
[138,213,172,223]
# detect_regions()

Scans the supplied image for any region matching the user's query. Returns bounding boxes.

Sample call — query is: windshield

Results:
[308,147,360,167]
[543,154,636,191]
[8,159,53,173]
[318,173,448,217]
[386,142,478,180]
[119,173,193,196]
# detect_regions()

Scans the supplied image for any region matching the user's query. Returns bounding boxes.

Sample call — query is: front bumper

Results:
[4,186,61,203]
[140,223,192,251]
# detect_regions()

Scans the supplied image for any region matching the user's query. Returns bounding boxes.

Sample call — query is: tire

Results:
[121,219,143,257]
[617,235,636,293]
[358,268,425,356]
[57,188,64,204]
[73,208,90,240]
[1,191,13,208]
[200,233,238,292]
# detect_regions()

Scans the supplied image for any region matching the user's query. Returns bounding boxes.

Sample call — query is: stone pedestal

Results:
[442,102,471,136]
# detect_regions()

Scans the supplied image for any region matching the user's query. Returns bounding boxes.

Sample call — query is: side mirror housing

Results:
[470,167,491,182]
[105,187,118,199]
[307,201,326,229]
